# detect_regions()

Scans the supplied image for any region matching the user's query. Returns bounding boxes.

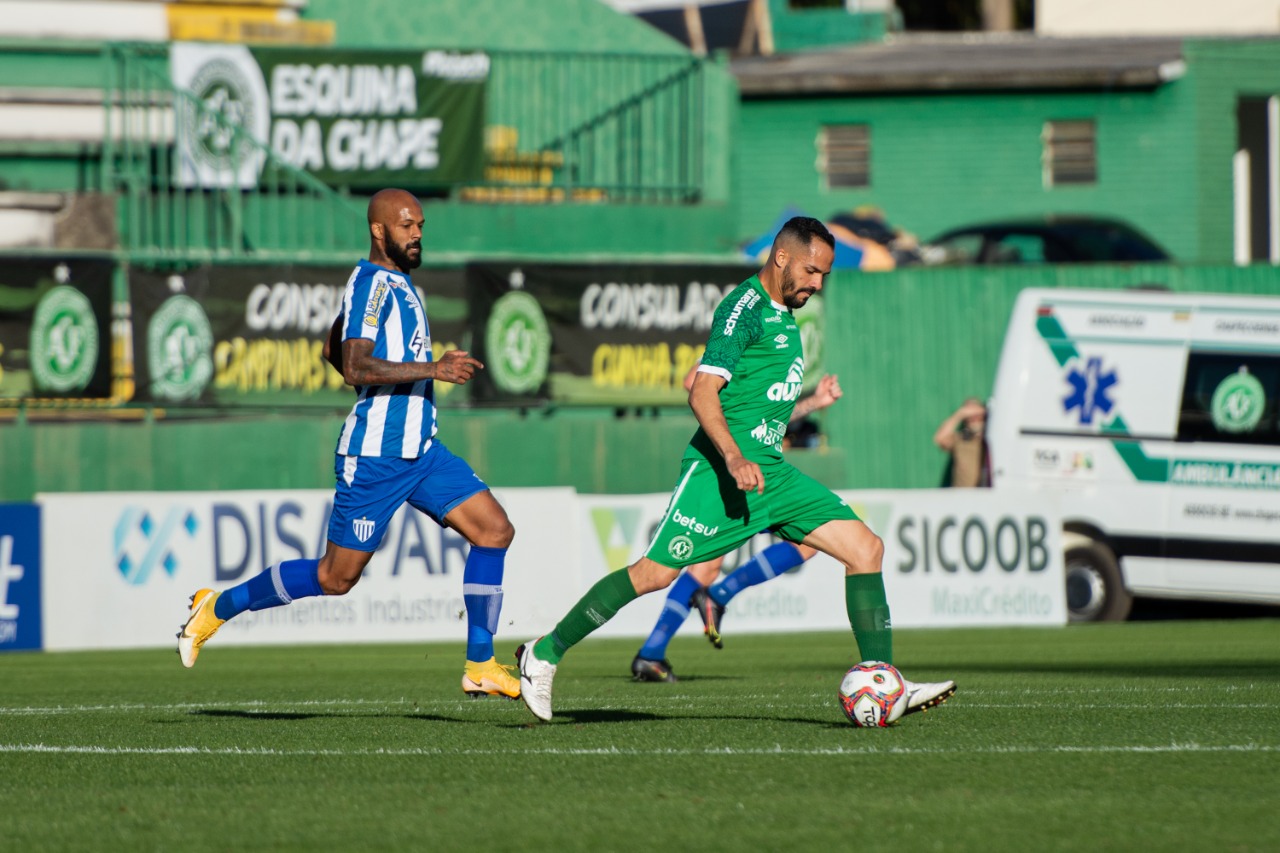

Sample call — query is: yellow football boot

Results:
[177,589,225,668]
[462,657,521,699]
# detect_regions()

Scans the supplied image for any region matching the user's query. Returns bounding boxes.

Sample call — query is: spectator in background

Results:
[935,397,990,487]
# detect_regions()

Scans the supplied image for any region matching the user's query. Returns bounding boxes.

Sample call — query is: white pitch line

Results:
[0,742,1276,758]
[0,693,1275,716]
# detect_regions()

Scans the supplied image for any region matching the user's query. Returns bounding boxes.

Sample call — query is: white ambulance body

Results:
[987,287,1280,621]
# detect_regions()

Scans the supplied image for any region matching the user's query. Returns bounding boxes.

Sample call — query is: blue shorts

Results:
[327,440,488,552]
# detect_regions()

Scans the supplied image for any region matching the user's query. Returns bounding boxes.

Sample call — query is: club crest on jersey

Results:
[750,418,787,449]
[767,356,805,401]
[352,517,376,542]
[363,279,389,327]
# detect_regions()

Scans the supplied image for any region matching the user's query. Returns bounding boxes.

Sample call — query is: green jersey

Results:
[689,275,804,462]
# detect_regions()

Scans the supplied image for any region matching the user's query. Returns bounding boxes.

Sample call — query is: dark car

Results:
[926,217,1171,265]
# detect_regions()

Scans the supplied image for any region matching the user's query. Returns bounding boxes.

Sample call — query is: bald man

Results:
[178,189,523,701]
[514,216,956,722]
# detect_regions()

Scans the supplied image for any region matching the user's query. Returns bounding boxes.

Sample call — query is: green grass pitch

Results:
[2,620,1278,851]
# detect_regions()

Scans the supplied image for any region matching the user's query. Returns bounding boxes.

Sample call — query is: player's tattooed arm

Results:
[340,338,484,386]
[689,371,765,494]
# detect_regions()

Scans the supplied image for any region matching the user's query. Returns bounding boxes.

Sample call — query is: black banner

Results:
[0,257,114,400]
[129,263,468,406]
[467,263,760,405]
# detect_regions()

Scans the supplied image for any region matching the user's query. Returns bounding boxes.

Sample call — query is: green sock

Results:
[533,569,639,664]
[845,573,893,665]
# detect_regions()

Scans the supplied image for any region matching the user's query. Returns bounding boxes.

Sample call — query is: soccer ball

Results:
[838,661,907,727]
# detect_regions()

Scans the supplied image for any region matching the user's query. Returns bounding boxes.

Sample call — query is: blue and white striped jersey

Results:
[335,260,436,458]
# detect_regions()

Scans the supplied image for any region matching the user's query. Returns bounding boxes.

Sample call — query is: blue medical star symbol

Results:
[1063,357,1117,425]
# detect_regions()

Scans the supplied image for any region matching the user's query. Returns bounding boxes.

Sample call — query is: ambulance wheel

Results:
[1064,541,1132,623]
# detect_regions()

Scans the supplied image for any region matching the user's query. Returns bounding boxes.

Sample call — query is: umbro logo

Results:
[352,517,376,542]
[774,334,789,349]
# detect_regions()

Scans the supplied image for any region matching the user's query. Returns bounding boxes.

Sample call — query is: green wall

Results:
[736,82,1200,258]
[735,39,1280,265]
[306,0,688,54]
[767,0,888,52]
[1187,39,1280,264]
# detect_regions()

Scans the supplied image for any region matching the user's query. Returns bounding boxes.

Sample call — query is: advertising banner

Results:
[39,488,579,652]
[0,258,114,400]
[579,488,1065,633]
[847,489,1066,627]
[171,42,487,189]
[128,264,468,406]
[467,263,809,406]
[38,487,1063,652]
[0,504,41,651]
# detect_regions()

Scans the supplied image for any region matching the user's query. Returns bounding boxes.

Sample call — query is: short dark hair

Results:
[776,216,834,250]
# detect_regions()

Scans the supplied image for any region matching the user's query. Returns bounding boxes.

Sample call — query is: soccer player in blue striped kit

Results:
[177,188,522,700]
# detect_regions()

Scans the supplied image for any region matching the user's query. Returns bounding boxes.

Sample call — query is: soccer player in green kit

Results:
[515,217,956,721]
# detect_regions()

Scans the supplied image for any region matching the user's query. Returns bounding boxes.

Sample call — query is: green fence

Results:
[7,263,1280,503]
[100,44,711,262]
[479,51,706,204]
[822,263,1280,491]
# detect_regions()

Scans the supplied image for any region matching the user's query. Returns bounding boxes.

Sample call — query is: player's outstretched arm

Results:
[789,373,842,423]
[341,339,484,387]
[689,371,764,494]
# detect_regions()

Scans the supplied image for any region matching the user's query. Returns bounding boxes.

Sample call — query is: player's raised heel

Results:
[177,589,225,669]
[689,587,725,649]
[462,657,521,699]
[902,677,957,715]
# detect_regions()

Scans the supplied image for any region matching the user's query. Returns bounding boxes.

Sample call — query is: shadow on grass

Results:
[556,707,841,729]
[189,709,468,723]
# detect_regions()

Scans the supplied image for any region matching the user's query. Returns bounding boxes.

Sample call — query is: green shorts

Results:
[644,452,858,569]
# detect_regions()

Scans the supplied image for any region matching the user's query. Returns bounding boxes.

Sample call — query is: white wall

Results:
[0,1,169,41]
[1038,0,1280,36]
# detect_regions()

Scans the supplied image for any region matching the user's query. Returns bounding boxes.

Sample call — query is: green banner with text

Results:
[171,43,488,189]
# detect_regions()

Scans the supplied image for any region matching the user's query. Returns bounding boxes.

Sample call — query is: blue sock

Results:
[213,558,323,621]
[638,571,703,661]
[463,545,506,663]
[708,542,806,606]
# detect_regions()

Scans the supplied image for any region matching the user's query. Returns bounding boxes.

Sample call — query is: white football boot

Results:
[902,677,957,715]
[515,640,557,722]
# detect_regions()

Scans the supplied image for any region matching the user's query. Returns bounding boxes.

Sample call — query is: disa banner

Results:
[466,263,829,406]
[170,43,487,189]
[128,264,468,406]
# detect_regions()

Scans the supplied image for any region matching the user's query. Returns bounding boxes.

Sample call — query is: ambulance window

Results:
[1177,352,1280,445]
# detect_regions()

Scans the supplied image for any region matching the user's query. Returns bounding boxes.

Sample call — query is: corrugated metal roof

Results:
[731,35,1188,96]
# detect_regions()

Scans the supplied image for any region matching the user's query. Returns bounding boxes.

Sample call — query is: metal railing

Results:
[101,44,710,260]
[102,43,366,263]
[475,51,706,204]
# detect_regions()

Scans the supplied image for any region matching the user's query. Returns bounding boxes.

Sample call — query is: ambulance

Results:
[986,287,1280,621]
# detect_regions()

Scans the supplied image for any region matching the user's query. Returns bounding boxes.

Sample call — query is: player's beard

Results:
[386,238,422,272]
[780,265,816,310]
